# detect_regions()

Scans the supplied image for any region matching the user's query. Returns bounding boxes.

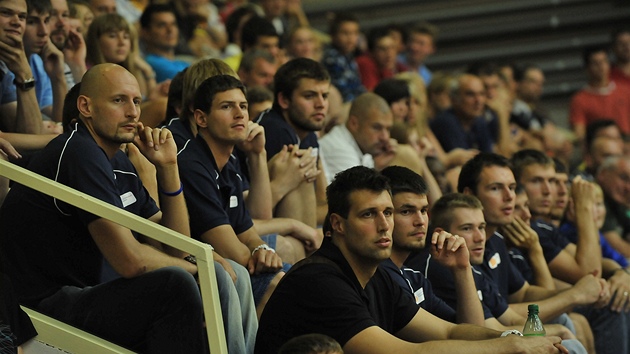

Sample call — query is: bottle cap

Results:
[528,304,539,312]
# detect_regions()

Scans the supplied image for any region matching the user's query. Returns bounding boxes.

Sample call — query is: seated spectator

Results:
[0,0,45,135]
[49,0,87,89]
[596,156,630,258]
[356,26,407,91]
[247,85,274,119]
[611,28,630,86]
[238,49,277,89]
[177,75,286,317]
[320,12,365,103]
[68,0,94,38]
[24,0,67,123]
[171,0,227,59]
[286,25,320,61]
[86,13,157,99]
[140,4,191,82]
[386,23,406,56]
[398,22,437,85]
[430,74,494,154]
[426,71,453,120]
[0,64,206,353]
[222,4,261,59]
[87,0,115,17]
[255,166,568,353]
[380,166,485,326]
[569,45,630,141]
[319,92,395,182]
[225,16,284,71]
[373,78,410,123]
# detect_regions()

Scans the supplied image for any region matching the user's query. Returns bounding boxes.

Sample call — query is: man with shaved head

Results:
[319,92,395,182]
[0,63,207,353]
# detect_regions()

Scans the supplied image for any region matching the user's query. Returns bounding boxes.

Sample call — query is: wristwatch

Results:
[501,329,523,337]
[14,77,36,91]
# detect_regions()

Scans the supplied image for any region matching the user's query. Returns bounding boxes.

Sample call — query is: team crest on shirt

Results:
[487,252,501,269]
[414,287,425,305]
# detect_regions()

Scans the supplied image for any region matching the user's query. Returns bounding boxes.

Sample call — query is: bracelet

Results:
[160,182,183,196]
[252,244,275,256]
[500,330,523,337]
[184,255,197,265]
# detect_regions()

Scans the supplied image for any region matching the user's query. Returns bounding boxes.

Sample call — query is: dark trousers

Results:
[36,267,207,353]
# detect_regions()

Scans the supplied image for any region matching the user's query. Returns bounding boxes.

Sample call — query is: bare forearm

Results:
[253,217,295,237]
[50,76,67,123]
[452,267,485,325]
[156,164,190,238]
[527,246,556,290]
[575,205,602,276]
[15,88,42,134]
[510,291,574,322]
[245,151,273,219]
[0,132,55,151]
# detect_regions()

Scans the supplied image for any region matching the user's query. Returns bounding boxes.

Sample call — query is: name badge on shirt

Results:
[414,287,425,305]
[120,191,137,208]
[230,195,238,208]
[488,252,501,269]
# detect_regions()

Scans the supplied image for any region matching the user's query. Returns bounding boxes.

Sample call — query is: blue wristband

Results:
[160,182,183,196]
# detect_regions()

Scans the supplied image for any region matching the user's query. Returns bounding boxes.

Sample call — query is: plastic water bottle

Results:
[523,304,546,336]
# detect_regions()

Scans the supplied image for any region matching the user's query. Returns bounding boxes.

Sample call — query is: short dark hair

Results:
[278,333,342,354]
[467,61,500,77]
[582,45,609,67]
[247,85,273,105]
[272,58,330,111]
[224,4,260,44]
[407,21,438,41]
[325,167,390,234]
[27,0,52,15]
[553,157,567,175]
[513,64,541,83]
[239,49,275,73]
[140,4,176,29]
[510,149,554,182]
[373,78,410,106]
[193,75,246,114]
[585,119,620,150]
[430,193,483,232]
[381,166,427,196]
[241,16,278,51]
[366,26,391,52]
[328,12,358,37]
[62,82,82,132]
[458,153,511,194]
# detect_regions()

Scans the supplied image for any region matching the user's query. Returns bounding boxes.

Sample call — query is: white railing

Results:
[0,159,227,354]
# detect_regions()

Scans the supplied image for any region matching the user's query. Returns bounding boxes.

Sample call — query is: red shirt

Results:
[356,54,408,91]
[569,81,630,134]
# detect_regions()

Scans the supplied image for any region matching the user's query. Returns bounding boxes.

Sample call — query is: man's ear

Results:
[462,187,473,196]
[346,114,359,131]
[194,109,208,128]
[77,95,91,120]
[277,92,290,111]
[330,213,345,235]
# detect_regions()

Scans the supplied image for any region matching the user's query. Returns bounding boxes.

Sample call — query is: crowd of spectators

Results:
[1,0,630,353]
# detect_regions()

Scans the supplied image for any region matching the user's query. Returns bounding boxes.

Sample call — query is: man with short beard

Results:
[48,0,86,87]
[256,57,330,227]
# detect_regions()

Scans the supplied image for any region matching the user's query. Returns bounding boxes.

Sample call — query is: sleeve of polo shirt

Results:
[60,139,126,225]
[477,273,509,319]
[507,261,526,295]
[421,277,457,323]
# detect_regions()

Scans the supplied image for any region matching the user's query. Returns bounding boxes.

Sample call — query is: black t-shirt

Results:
[255,238,419,353]
[0,122,158,306]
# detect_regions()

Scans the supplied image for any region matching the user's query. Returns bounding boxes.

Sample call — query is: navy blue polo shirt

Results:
[164,117,194,150]
[0,121,158,306]
[256,108,319,158]
[531,220,570,263]
[407,248,500,320]
[508,248,534,284]
[178,135,253,240]
[480,233,526,299]
[380,258,457,322]
[429,108,494,153]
